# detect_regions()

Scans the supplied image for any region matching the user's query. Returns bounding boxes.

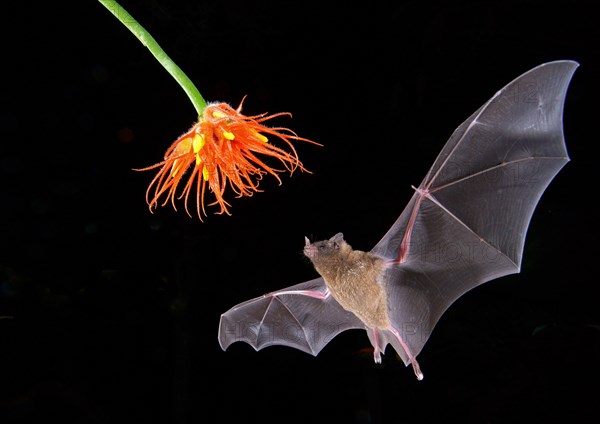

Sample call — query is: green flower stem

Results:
[98,0,207,116]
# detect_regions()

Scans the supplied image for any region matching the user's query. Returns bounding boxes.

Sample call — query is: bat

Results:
[218,60,578,380]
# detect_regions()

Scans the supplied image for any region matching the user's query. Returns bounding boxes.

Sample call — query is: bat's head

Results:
[303,233,346,260]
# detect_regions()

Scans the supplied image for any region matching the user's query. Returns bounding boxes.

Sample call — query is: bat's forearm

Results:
[268,288,331,299]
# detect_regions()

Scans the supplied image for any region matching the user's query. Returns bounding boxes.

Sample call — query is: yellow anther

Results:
[223,130,235,140]
[171,159,183,177]
[195,153,201,166]
[193,133,205,153]
[175,137,193,154]
[212,111,226,118]
[256,132,268,143]
[202,166,209,181]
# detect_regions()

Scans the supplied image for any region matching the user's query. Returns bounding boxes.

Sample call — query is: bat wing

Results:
[219,277,365,356]
[371,60,578,366]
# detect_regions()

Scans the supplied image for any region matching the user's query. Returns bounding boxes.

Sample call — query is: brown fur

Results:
[305,236,389,329]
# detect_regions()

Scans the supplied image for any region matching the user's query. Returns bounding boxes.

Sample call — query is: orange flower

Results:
[136,98,319,220]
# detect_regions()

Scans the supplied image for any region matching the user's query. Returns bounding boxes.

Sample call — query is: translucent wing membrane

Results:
[219,278,365,355]
[371,60,578,362]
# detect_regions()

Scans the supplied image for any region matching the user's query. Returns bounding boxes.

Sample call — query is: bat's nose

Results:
[303,237,317,259]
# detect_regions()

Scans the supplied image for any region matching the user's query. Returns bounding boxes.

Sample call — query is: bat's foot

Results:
[411,360,424,380]
[371,328,383,363]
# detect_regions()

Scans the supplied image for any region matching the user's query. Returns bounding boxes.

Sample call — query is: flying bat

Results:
[218,60,578,380]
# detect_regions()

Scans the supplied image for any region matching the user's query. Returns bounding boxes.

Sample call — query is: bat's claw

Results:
[373,350,382,364]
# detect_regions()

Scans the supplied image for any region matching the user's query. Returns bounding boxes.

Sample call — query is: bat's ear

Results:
[304,236,311,246]
[330,233,344,243]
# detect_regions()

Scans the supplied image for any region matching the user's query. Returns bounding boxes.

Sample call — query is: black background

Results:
[1,1,598,423]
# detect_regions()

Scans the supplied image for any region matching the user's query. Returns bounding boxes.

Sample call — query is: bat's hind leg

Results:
[368,327,423,380]
[389,326,424,380]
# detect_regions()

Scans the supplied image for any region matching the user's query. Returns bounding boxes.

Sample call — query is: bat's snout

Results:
[303,237,317,259]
